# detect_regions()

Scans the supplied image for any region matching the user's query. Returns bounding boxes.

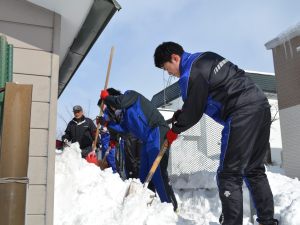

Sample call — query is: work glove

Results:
[166,129,178,145]
[96,116,107,126]
[172,109,182,123]
[85,151,98,165]
[109,140,117,148]
[100,89,109,100]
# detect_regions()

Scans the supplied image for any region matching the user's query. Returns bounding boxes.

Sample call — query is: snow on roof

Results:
[244,70,275,76]
[265,22,300,49]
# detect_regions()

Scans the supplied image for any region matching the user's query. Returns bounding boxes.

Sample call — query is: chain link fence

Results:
[168,115,223,176]
[158,97,223,180]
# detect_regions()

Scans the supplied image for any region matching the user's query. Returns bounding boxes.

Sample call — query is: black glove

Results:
[172,109,182,123]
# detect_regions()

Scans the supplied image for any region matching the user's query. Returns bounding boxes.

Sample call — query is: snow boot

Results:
[258,218,279,225]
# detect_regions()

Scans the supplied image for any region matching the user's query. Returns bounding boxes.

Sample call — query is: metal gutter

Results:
[58,0,121,97]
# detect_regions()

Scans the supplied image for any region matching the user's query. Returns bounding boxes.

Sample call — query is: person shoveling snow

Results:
[98,88,178,211]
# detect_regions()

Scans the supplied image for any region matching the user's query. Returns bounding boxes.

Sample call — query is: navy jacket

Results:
[173,51,270,134]
[103,90,168,142]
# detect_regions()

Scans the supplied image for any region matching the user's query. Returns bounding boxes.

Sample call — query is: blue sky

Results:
[57,0,300,136]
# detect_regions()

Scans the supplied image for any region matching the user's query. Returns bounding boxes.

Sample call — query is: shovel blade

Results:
[125,180,143,197]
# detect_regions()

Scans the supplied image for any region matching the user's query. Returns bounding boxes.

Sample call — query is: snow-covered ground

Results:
[54,143,300,225]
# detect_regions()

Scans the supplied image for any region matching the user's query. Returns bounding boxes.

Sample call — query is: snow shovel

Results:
[98,146,111,170]
[125,139,170,197]
[92,46,115,152]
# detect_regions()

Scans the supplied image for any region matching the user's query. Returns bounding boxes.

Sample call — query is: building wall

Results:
[279,106,300,178]
[0,0,60,224]
[271,35,300,178]
[272,36,300,110]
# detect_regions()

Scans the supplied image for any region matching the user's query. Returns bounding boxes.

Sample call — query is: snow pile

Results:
[267,171,300,225]
[54,143,300,225]
[54,143,177,225]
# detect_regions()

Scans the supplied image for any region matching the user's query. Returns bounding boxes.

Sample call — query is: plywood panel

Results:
[13,74,50,102]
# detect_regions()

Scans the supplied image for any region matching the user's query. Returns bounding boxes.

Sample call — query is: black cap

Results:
[73,105,83,112]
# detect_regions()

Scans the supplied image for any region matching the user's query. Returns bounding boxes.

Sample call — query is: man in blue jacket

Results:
[99,88,178,211]
[98,126,117,173]
[154,42,278,225]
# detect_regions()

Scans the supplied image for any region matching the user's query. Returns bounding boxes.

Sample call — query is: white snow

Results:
[55,143,300,225]
[265,22,300,49]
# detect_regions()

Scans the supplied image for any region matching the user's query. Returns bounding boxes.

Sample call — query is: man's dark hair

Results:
[154,42,184,68]
[107,87,122,96]
[97,87,122,107]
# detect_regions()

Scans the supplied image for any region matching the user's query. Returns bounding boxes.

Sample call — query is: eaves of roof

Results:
[58,0,121,97]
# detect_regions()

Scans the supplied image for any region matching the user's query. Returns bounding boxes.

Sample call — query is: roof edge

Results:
[265,22,300,50]
[58,0,121,97]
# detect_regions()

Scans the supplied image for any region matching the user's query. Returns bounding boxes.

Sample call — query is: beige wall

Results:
[271,35,300,179]
[0,0,60,224]
[279,106,300,178]
[272,36,300,110]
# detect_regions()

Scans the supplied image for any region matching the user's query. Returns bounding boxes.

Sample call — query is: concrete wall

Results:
[271,35,300,178]
[0,0,60,224]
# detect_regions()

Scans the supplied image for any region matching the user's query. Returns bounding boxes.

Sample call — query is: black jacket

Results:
[62,116,98,149]
[173,51,270,134]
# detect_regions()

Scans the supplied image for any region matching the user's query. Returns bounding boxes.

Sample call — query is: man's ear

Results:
[171,54,181,63]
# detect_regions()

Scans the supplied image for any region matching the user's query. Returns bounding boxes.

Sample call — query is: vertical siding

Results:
[279,106,300,178]
[0,1,59,225]
[271,35,300,179]
[272,36,300,110]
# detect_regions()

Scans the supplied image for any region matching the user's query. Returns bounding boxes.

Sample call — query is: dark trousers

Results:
[124,136,142,178]
[139,126,178,211]
[217,108,275,225]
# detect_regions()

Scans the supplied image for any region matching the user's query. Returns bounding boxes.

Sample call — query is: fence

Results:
[0,35,13,129]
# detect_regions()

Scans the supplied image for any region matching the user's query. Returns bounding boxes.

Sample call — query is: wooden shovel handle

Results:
[92,46,115,151]
[143,140,169,188]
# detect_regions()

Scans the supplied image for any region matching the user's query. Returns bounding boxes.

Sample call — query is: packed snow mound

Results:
[54,143,300,225]
[54,143,177,225]
[267,171,300,225]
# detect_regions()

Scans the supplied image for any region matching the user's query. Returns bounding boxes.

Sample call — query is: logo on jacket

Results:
[224,190,231,197]
[214,59,228,75]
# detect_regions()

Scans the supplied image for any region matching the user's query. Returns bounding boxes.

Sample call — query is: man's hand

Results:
[63,139,69,147]
[100,89,109,100]
[166,129,178,145]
